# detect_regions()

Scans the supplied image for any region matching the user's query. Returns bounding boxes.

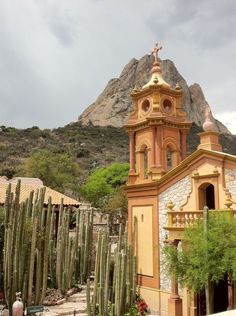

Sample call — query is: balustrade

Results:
[167,209,236,229]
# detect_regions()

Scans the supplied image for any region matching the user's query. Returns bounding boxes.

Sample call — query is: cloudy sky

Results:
[0,0,236,133]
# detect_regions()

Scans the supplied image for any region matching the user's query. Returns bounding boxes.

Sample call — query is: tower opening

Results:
[139,144,149,180]
[166,146,174,171]
[144,146,149,179]
[165,142,178,171]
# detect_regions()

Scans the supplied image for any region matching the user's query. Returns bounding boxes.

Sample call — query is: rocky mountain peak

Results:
[78,55,230,134]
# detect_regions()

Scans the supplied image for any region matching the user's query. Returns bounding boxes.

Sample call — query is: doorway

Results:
[197,278,229,315]
[198,183,215,210]
[214,276,228,313]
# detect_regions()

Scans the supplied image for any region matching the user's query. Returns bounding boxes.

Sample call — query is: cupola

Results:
[198,106,222,152]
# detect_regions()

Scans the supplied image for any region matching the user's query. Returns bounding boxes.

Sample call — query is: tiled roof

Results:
[0,182,80,207]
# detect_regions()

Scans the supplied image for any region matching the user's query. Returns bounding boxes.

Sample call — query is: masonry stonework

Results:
[225,168,236,198]
[159,176,192,291]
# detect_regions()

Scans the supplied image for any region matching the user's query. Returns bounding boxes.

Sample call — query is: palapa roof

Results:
[0,177,80,207]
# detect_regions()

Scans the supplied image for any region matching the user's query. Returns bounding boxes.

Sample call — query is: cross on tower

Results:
[152,43,162,64]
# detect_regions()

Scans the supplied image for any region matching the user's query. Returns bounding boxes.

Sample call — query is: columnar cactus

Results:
[1,181,94,311]
[87,223,137,316]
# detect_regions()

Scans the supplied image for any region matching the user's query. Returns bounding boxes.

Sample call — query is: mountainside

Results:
[0,55,235,195]
[0,123,235,189]
[79,55,230,135]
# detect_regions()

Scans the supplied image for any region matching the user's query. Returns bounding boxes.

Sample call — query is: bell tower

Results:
[124,44,192,184]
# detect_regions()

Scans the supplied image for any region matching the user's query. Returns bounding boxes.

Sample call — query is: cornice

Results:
[125,149,236,192]
[124,117,192,132]
[131,85,182,100]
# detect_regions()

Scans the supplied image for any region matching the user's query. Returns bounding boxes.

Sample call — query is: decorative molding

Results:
[192,172,220,180]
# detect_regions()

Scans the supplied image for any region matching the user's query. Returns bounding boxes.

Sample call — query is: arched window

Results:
[198,183,215,210]
[166,146,173,171]
[163,138,179,172]
[139,144,149,179]
[144,146,149,179]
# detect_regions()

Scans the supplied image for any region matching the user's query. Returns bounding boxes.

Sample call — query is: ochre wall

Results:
[127,189,159,289]
[132,205,154,276]
[126,152,236,314]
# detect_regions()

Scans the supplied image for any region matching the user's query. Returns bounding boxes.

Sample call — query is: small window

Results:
[144,147,149,179]
[166,146,173,171]
[141,99,150,113]
[162,99,173,113]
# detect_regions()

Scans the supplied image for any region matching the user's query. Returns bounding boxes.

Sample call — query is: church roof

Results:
[0,178,80,207]
[125,148,236,191]
[157,148,236,186]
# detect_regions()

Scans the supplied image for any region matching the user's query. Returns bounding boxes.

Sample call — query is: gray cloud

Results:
[0,0,235,130]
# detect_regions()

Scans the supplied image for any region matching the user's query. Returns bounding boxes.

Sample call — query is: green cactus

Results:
[1,181,94,311]
[87,223,137,316]
[86,278,92,316]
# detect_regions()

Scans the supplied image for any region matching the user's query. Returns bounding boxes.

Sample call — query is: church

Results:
[124,44,236,316]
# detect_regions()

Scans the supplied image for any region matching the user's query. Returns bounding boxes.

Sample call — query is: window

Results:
[166,146,174,171]
[141,99,150,113]
[198,183,215,210]
[139,144,149,180]
[144,146,149,179]
[162,98,173,113]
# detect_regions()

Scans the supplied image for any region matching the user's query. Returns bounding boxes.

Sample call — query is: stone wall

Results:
[158,176,192,291]
[225,168,236,198]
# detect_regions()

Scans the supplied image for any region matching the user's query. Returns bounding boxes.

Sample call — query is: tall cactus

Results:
[1,181,94,311]
[27,187,45,305]
[87,223,137,316]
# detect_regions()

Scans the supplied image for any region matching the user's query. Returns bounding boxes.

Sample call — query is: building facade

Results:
[124,45,236,316]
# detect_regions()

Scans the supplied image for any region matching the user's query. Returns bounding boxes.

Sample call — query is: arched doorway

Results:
[198,183,215,210]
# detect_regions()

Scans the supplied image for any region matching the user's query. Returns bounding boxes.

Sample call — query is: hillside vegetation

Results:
[0,122,235,193]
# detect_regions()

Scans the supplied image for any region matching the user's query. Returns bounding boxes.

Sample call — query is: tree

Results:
[17,149,81,195]
[80,162,129,208]
[164,211,236,315]
[104,187,128,214]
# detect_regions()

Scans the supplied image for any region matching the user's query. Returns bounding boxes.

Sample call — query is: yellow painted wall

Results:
[132,205,153,276]
[139,286,170,316]
[140,286,160,313]
[140,286,190,316]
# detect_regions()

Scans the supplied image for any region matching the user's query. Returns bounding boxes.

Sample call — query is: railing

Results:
[166,209,236,230]
[167,210,203,228]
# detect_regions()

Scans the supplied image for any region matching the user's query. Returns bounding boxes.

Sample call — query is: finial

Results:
[175,82,181,90]
[225,190,233,210]
[202,106,217,132]
[152,43,162,65]
[142,43,170,89]
[133,84,140,93]
[167,200,175,212]
[153,76,159,84]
